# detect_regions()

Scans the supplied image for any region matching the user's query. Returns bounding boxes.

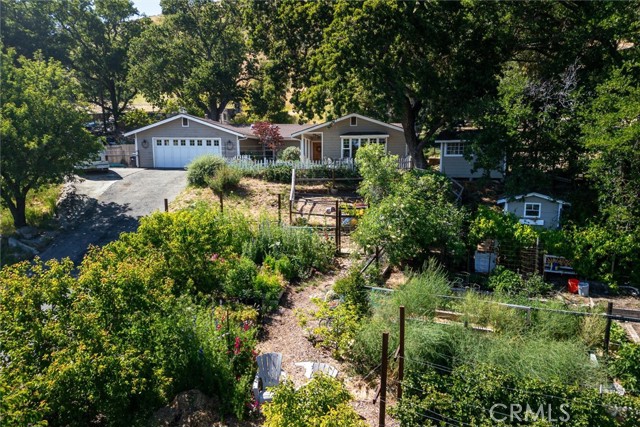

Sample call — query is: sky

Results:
[132,0,162,17]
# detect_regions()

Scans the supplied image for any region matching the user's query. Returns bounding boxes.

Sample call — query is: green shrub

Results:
[393,364,640,427]
[187,154,226,187]
[262,164,292,183]
[244,219,334,280]
[0,256,260,426]
[310,299,362,360]
[119,204,252,295]
[253,268,285,309]
[610,342,640,394]
[206,164,242,194]
[488,266,523,295]
[263,375,365,427]
[279,146,301,161]
[224,256,259,300]
[264,255,295,281]
[333,268,370,317]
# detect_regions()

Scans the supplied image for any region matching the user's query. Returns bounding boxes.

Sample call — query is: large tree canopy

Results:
[50,0,149,133]
[129,0,255,121]
[0,50,101,227]
[245,0,513,167]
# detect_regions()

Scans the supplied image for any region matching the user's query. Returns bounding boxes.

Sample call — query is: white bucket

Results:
[578,282,589,297]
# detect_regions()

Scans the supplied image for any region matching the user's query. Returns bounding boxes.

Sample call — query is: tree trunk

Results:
[7,193,27,228]
[400,98,428,169]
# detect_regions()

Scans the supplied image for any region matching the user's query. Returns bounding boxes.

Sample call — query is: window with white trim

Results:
[340,136,387,159]
[173,139,178,146]
[206,140,212,146]
[182,117,189,127]
[350,116,357,126]
[189,139,195,146]
[445,142,464,156]
[213,139,220,147]
[524,203,541,218]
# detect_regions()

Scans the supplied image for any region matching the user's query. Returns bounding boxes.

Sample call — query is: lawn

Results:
[0,184,62,235]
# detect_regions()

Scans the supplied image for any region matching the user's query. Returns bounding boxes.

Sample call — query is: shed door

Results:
[153,137,221,168]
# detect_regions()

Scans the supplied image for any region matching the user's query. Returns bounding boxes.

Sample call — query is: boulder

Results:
[150,390,218,427]
[8,237,38,256]
[16,226,39,240]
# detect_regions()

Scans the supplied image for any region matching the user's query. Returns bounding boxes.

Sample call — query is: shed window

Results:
[182,117,189,127]
[445,142,464,156]
[524,203,541,218]
[350,116,357,126]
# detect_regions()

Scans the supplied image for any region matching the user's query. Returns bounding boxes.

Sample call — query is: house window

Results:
[342,138,351,158]
[340,136,388,159]
[182,117,189,127]
[350,116,357,126]
[524,203,541,218]
[445,142,464,156]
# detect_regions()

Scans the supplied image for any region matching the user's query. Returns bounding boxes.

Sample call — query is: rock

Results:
[16,226,39,240]
[8,237,39,256]
[150,390,219,427]
[324,289,338,302]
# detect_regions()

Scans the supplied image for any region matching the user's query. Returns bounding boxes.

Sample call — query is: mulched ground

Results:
[256,256,397,427]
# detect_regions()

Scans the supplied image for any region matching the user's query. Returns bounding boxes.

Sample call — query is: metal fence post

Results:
[164,198,169,212]
[379,331,389,427]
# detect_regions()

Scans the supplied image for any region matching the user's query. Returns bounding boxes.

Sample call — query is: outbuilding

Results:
[496,192,570,229]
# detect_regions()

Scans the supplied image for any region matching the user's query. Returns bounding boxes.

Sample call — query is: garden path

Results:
[256,256,397,427]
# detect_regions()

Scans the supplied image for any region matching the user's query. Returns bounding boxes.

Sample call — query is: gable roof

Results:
[497,192,571,206]
[123,113,246,138]
[290,113,403,137]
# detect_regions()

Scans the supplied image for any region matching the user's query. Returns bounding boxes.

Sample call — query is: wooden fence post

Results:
[289,199,293,225]
[379,331,389,427]
[604,302,614,354]
[219,193,224,212]
[277,194,282,225]
[164,198,169,212]
[397,306,405,400]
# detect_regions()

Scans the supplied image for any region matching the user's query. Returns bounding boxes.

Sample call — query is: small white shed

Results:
[496,192,570,229]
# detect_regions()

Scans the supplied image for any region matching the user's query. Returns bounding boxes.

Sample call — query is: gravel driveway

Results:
[40,168,187,264]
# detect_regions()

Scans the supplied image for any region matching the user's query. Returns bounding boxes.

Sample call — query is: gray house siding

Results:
[438,141,503,179]
[239,137,299,157]
[305,119,405,160]
[503,196,562,229]
[135,118,240,168]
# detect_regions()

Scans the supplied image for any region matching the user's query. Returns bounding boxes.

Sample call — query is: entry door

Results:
[312,141,322,161]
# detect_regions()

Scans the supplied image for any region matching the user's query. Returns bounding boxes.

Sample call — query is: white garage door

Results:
[153,137,222,168]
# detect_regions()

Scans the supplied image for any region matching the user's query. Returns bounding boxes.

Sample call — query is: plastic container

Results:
[578,282,589,297]
[568,278,580,294]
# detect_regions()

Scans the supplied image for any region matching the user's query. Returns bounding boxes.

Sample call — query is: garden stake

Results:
[379,331,389,427]
[164,198,168,212]
[604,302,614,354]
[398,306,405,400]
[277,194,282,225]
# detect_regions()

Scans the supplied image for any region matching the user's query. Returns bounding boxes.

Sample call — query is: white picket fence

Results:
[225,156,412,172]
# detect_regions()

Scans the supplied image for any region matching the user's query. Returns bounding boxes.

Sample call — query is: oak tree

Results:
[0,50,101,227]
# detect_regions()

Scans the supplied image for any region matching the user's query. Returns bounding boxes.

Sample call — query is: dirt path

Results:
[256,256,396,427]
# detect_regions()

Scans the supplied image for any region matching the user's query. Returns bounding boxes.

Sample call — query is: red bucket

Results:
[568,278,580,294]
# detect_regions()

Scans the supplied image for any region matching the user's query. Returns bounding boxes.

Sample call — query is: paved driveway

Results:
[40,168,187,264]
